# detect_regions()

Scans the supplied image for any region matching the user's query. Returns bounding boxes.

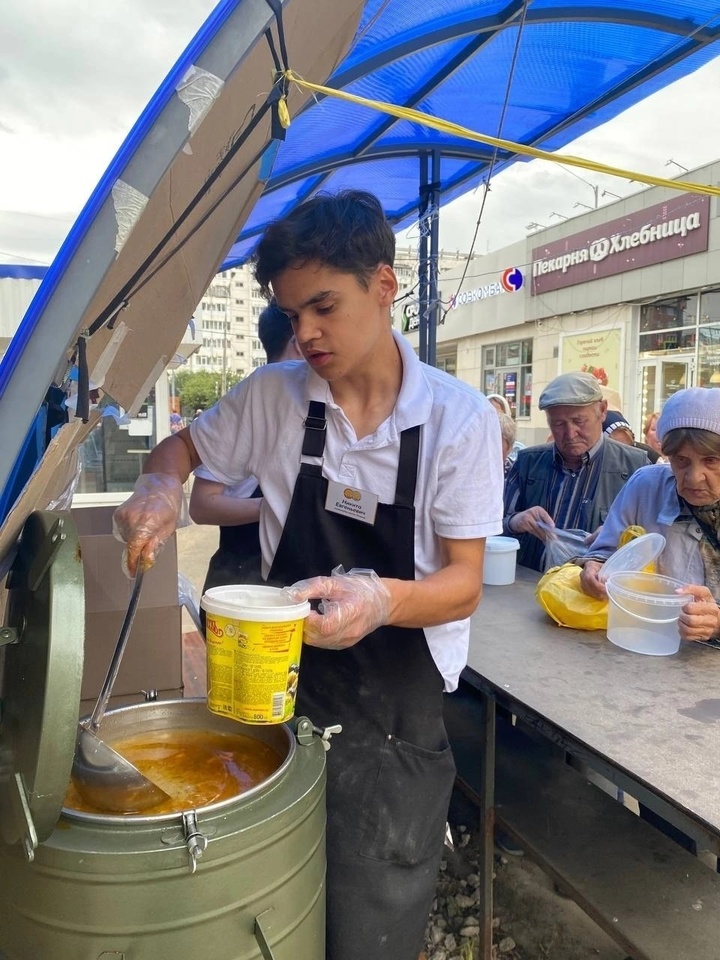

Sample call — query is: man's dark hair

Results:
[258,301,294,362]
[253,190,395,297]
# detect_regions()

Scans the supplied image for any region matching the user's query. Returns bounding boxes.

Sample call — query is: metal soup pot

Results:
[0,699,326,960]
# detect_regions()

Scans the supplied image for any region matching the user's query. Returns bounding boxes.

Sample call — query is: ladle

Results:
[71,567,171,813]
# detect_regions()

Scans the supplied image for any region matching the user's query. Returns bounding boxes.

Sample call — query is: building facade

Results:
[186,266,267,379]
[402,159,720,446]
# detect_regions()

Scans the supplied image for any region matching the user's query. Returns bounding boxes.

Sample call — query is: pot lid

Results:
[597,532,666,583]
[0,510,84,855]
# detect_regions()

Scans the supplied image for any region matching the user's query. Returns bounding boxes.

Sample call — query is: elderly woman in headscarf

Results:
[580,387,720,643]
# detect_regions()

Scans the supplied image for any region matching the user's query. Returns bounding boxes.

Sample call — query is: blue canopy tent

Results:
[0,265,50,523]
[0,265,49,282]
[0,0,719,546]
[218,0,720,364]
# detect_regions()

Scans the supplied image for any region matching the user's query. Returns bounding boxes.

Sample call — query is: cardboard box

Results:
[81,606,183,699]
[71,506,183,700]
[71,506,178,613]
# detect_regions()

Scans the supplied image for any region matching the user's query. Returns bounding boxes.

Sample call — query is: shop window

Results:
[639,295,702,357]
[639,288,720,424]
[76,389,157,495]
[700,290,720,327]
[482,338,533,418]
[436,354,457,376]
[640,296,697,336]
[639,328,696,354]
[699,323,720,387]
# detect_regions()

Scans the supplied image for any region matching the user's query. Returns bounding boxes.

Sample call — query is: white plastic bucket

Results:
[201,585,311,724]
[483,536,520,586]
[605,572,687,656]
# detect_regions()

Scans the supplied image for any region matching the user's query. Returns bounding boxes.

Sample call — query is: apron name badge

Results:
[325,480,379,525]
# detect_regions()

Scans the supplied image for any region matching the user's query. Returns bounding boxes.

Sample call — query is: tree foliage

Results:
[173,370,243,416]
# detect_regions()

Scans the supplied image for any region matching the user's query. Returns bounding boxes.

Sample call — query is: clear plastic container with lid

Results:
[599,534,688,656]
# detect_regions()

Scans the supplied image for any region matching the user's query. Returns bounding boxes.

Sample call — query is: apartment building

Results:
[186,266,266,378]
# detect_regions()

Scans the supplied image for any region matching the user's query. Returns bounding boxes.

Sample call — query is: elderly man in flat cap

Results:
[503,371,651,571]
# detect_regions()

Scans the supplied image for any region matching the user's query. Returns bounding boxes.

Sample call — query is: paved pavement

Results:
[176,520,218,629]
[176,521,218,696]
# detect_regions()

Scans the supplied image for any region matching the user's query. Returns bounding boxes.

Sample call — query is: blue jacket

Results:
[588,464,707,588]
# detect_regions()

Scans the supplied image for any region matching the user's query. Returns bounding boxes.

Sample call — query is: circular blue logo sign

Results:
[501,267,524,292]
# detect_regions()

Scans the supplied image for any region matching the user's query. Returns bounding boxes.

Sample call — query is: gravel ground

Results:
[423,824,522,960]
[423,793,627,960]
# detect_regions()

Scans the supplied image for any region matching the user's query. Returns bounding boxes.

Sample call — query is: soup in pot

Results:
[64,728,282,815]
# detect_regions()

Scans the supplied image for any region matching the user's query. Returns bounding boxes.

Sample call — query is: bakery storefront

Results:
[406,158,720,445]
[529,177,718,436]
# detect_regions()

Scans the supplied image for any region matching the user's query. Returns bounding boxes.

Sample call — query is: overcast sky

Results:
[1,1,719,266]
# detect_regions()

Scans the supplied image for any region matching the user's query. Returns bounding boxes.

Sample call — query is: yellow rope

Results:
[285,69,720,199]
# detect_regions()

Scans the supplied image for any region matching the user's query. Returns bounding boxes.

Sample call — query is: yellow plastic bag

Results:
[535,562,608,630]
[535,525,650,630]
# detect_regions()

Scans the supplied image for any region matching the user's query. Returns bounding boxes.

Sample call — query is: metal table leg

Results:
[478,691,496,959]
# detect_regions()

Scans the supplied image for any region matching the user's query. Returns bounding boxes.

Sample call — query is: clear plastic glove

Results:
[113,473,186,576]
[283,566,392,649]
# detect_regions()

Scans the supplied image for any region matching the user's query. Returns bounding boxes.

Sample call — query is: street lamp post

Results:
[559,164,600,208]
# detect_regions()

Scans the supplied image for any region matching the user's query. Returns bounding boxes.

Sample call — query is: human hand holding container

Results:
[285,566,392,649]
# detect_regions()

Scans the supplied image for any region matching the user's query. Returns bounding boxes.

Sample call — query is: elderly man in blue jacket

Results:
[503,371,650,571]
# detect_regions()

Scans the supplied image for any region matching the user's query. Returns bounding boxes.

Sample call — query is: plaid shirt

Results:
[504,435,605,536]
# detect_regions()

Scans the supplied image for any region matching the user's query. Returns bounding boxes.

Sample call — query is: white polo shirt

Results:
[190,331,503,690]
[193,465,257,500]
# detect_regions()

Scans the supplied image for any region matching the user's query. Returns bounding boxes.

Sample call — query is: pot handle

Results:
[254,909,279,960]
[295,715,343,750]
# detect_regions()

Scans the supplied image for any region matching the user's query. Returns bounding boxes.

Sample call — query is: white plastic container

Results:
[605,571,687,656]
[201,585,311,724]
[483,536,520,586]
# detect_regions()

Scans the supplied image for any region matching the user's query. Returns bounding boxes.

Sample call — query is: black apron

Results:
[267,401,456,960]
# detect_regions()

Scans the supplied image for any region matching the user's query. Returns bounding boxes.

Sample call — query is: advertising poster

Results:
[560,328,622,396]
[503,371,517,409]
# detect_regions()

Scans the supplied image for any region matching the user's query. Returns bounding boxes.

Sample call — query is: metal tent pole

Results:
[427,150,441,369]
[417,153,429,363]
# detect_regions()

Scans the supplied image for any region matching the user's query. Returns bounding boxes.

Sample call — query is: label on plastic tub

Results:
[205,613,304,724]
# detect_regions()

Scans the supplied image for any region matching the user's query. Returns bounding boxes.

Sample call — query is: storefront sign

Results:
[450,267,524,309]
[401,301,420,332]
[531,194,710,295]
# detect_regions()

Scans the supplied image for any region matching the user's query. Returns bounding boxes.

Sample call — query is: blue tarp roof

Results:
[221,0,720,267]
[0,265,49,281]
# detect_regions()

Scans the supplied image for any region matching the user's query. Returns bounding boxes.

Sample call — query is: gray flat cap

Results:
[539,372,603,410]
